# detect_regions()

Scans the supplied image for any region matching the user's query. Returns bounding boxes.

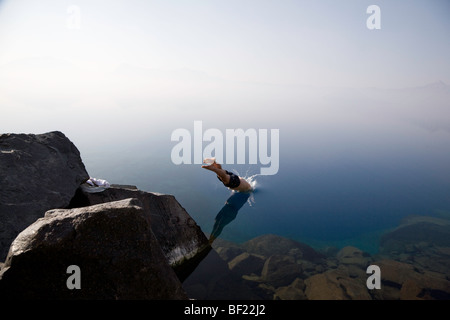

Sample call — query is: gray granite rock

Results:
[0,198,188,299]
[0,131,89,260]
[72,186,210,272]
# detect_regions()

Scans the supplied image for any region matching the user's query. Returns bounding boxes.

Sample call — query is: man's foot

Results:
[202,158,222,170]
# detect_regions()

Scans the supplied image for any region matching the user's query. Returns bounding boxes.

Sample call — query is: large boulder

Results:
[0,198,188,299]
[70,186,210,274]
[0,131,89,260]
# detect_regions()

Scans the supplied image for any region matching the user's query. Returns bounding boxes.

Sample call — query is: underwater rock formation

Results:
[185,231,450,300]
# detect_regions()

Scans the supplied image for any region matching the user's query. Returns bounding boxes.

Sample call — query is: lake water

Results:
[78,85,450,255]
[66,83,450,300]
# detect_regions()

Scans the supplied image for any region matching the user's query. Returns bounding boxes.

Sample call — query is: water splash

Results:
[227,168,260,206]
[231,168,259,190]
[245,173,259,191]
[241,173,260,207]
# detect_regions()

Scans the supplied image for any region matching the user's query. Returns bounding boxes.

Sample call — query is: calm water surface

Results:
[81,117,450,254]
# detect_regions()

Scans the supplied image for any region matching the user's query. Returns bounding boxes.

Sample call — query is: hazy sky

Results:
[0,0,449,143]
[1,0,449,86]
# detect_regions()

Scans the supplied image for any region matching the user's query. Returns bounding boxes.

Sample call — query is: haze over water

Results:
[1,1,450,252]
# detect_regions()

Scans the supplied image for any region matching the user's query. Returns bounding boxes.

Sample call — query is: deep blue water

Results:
[79,115,450,254]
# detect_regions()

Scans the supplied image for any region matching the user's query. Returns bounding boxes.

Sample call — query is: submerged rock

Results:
[380,215,450,254]
[205,225,450,300]
[336,246,372,268]
[274,278,306,300]
[215,245,246,263]
[0,198,188,299]
[182,249,262,300]
[371,259,450,300]
[241,234,325,262]
[304,265,372,300]
[260,254,303,287]
[379,215,450,276]
[0,131,89,260]
[228,252,265,276]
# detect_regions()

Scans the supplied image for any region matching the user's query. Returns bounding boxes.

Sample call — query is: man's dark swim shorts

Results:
[218,170,241,189]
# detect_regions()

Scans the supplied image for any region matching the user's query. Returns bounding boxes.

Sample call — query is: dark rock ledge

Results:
[0,131,209,299]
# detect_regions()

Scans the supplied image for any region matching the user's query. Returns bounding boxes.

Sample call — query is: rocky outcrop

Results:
[0,198,187,299]
[71,186,208,270]
[0,131,89,260]
[0,131,210,299]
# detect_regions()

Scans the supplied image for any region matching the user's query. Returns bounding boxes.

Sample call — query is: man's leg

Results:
[203,163,231,185]
[202,160,252,192]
